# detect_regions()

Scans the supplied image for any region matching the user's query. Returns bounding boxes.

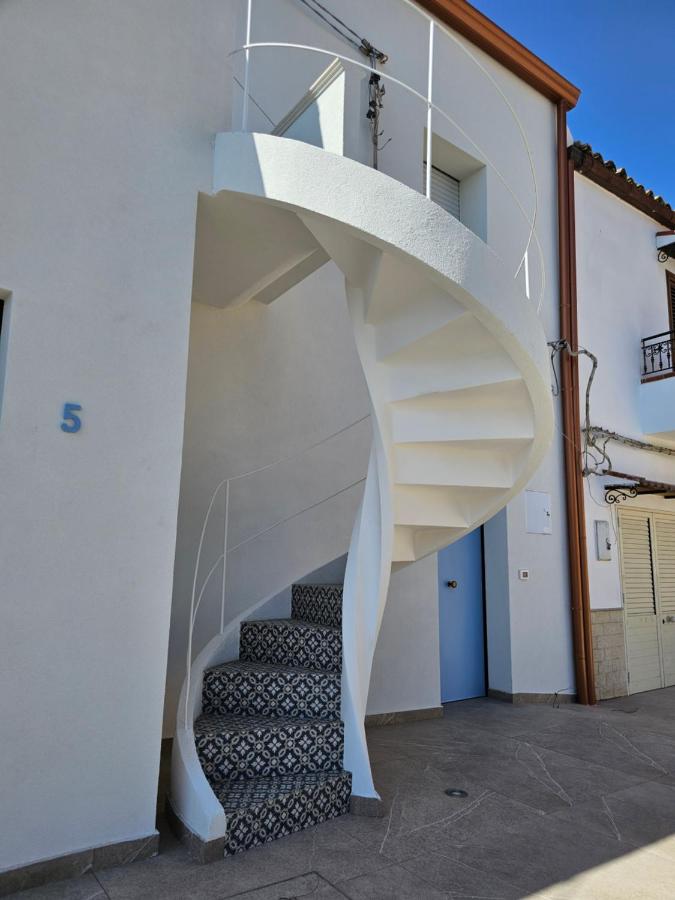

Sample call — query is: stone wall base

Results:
[165,796,226,864]
[0,832,158,898]
[488,689,576,705]
[591,608,628,700]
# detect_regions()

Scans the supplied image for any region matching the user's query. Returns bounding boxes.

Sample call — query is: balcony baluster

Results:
[641,331,675,381]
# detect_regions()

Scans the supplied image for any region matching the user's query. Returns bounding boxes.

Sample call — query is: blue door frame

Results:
[437,527,486,702]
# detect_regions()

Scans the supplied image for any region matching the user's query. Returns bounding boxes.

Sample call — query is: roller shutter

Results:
[423,163,460,220]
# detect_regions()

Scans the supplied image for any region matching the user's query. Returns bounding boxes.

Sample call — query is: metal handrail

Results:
[183,414,370,728]
[643,330,674,342]
[227,12,546,310]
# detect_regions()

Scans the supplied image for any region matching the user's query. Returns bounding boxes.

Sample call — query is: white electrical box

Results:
[595,520,612,561]
[525,490,552,534]
[518,569,530,581]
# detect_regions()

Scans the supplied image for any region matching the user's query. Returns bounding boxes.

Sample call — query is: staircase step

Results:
[393,439,528,488]
[202,661,341,720]
[375,302,470,360]
[390,380,534,444]
[214,770,352,855]
[195,713,344,782]
[291,584,342,628]
[378,310,512,367]
[393,524,465,563]
[240,619,342,673]
[393,484,469,528]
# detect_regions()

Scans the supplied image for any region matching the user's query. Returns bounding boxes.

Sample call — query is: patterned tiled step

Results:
[195,712,344,782]
[213,770,352,855]
[202,660,341,720]
[240,618,342,673]
[291,583,343,629]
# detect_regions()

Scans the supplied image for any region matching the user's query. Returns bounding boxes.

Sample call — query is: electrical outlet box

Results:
[525,490,552,534]
[518,569,530,581]
[595,520,612,561]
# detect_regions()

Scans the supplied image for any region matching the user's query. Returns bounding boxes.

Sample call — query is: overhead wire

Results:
[295,0,388,62]
[232,75,275,125]
[298,0,363,45]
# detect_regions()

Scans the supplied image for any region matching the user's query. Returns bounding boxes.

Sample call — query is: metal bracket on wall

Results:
[605,484,638,505]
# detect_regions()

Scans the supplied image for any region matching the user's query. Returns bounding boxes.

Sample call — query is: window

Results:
[422,132,487,240]
[423,162,460,220]
[668,271,675,333]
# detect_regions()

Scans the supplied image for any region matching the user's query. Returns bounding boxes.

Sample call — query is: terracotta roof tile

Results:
[570,141,674,227]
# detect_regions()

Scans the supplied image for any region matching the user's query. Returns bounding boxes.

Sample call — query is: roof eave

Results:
[415,0,580,108]
[570,144,675,230]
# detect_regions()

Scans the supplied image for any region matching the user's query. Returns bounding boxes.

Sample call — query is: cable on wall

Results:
[549,341,675,522]
[548,340,607,476]
[294,0,390,168]
[585,427,675,459]
[295,0,388,63]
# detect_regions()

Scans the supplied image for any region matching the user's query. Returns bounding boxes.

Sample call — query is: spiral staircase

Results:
[171,132,553,855]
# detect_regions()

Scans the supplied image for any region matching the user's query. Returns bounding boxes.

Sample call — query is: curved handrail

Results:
[188,476,367,625]
[183,414,370,728]
[226,39,546,311]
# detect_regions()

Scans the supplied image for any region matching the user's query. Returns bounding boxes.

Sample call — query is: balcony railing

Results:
[641,331,674,380]
[226,0,547,312]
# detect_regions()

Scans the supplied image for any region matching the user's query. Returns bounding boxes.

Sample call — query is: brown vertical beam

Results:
[556,102,596,705]
[567,150,597,703]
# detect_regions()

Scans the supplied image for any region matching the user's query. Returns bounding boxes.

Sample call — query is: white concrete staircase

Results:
[295,203,550,797]
[299,226,539,567]
[173,131,553,848]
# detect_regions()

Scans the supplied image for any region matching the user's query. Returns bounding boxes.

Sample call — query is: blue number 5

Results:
[61,402,82,434]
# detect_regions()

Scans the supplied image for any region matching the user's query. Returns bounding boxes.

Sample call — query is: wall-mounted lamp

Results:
[657,231,675,264]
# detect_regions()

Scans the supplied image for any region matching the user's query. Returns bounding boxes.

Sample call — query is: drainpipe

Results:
[556,101,596,705]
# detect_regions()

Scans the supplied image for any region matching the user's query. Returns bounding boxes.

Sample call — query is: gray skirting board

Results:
[0,832,159,898]
[365,706,444,727]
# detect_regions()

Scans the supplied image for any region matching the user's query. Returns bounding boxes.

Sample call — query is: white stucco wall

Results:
[367,556,441,715]
[575,174,675,611]
[0,0,573,873]
[495,98,573,698]
[484,509,512,692]
[0,0,232,872]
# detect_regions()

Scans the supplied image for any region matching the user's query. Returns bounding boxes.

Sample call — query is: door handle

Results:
[446,580,458,589]
[664,615,675,624]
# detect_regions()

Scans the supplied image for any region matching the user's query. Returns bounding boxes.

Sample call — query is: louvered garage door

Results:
[654,515,675,687]
[618,511,662,693]
[423,163,460,220]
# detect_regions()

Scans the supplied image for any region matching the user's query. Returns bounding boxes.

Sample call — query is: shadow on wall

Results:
[162,254,372,737]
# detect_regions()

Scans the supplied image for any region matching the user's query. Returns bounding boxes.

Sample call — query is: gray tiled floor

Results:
[13,687,675,899]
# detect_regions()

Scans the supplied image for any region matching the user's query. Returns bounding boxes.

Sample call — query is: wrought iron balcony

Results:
[641,331,674,381]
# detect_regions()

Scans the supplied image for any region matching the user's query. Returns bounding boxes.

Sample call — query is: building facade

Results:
[572,142,675,700]
[6,0,669,892]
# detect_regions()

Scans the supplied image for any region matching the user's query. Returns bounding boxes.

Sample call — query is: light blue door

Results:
[438,528,485,702]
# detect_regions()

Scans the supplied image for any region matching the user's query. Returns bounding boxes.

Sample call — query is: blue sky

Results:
[471,0,675,205]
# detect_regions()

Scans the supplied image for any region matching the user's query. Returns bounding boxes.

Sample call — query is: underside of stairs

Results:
[194,584,350,855]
